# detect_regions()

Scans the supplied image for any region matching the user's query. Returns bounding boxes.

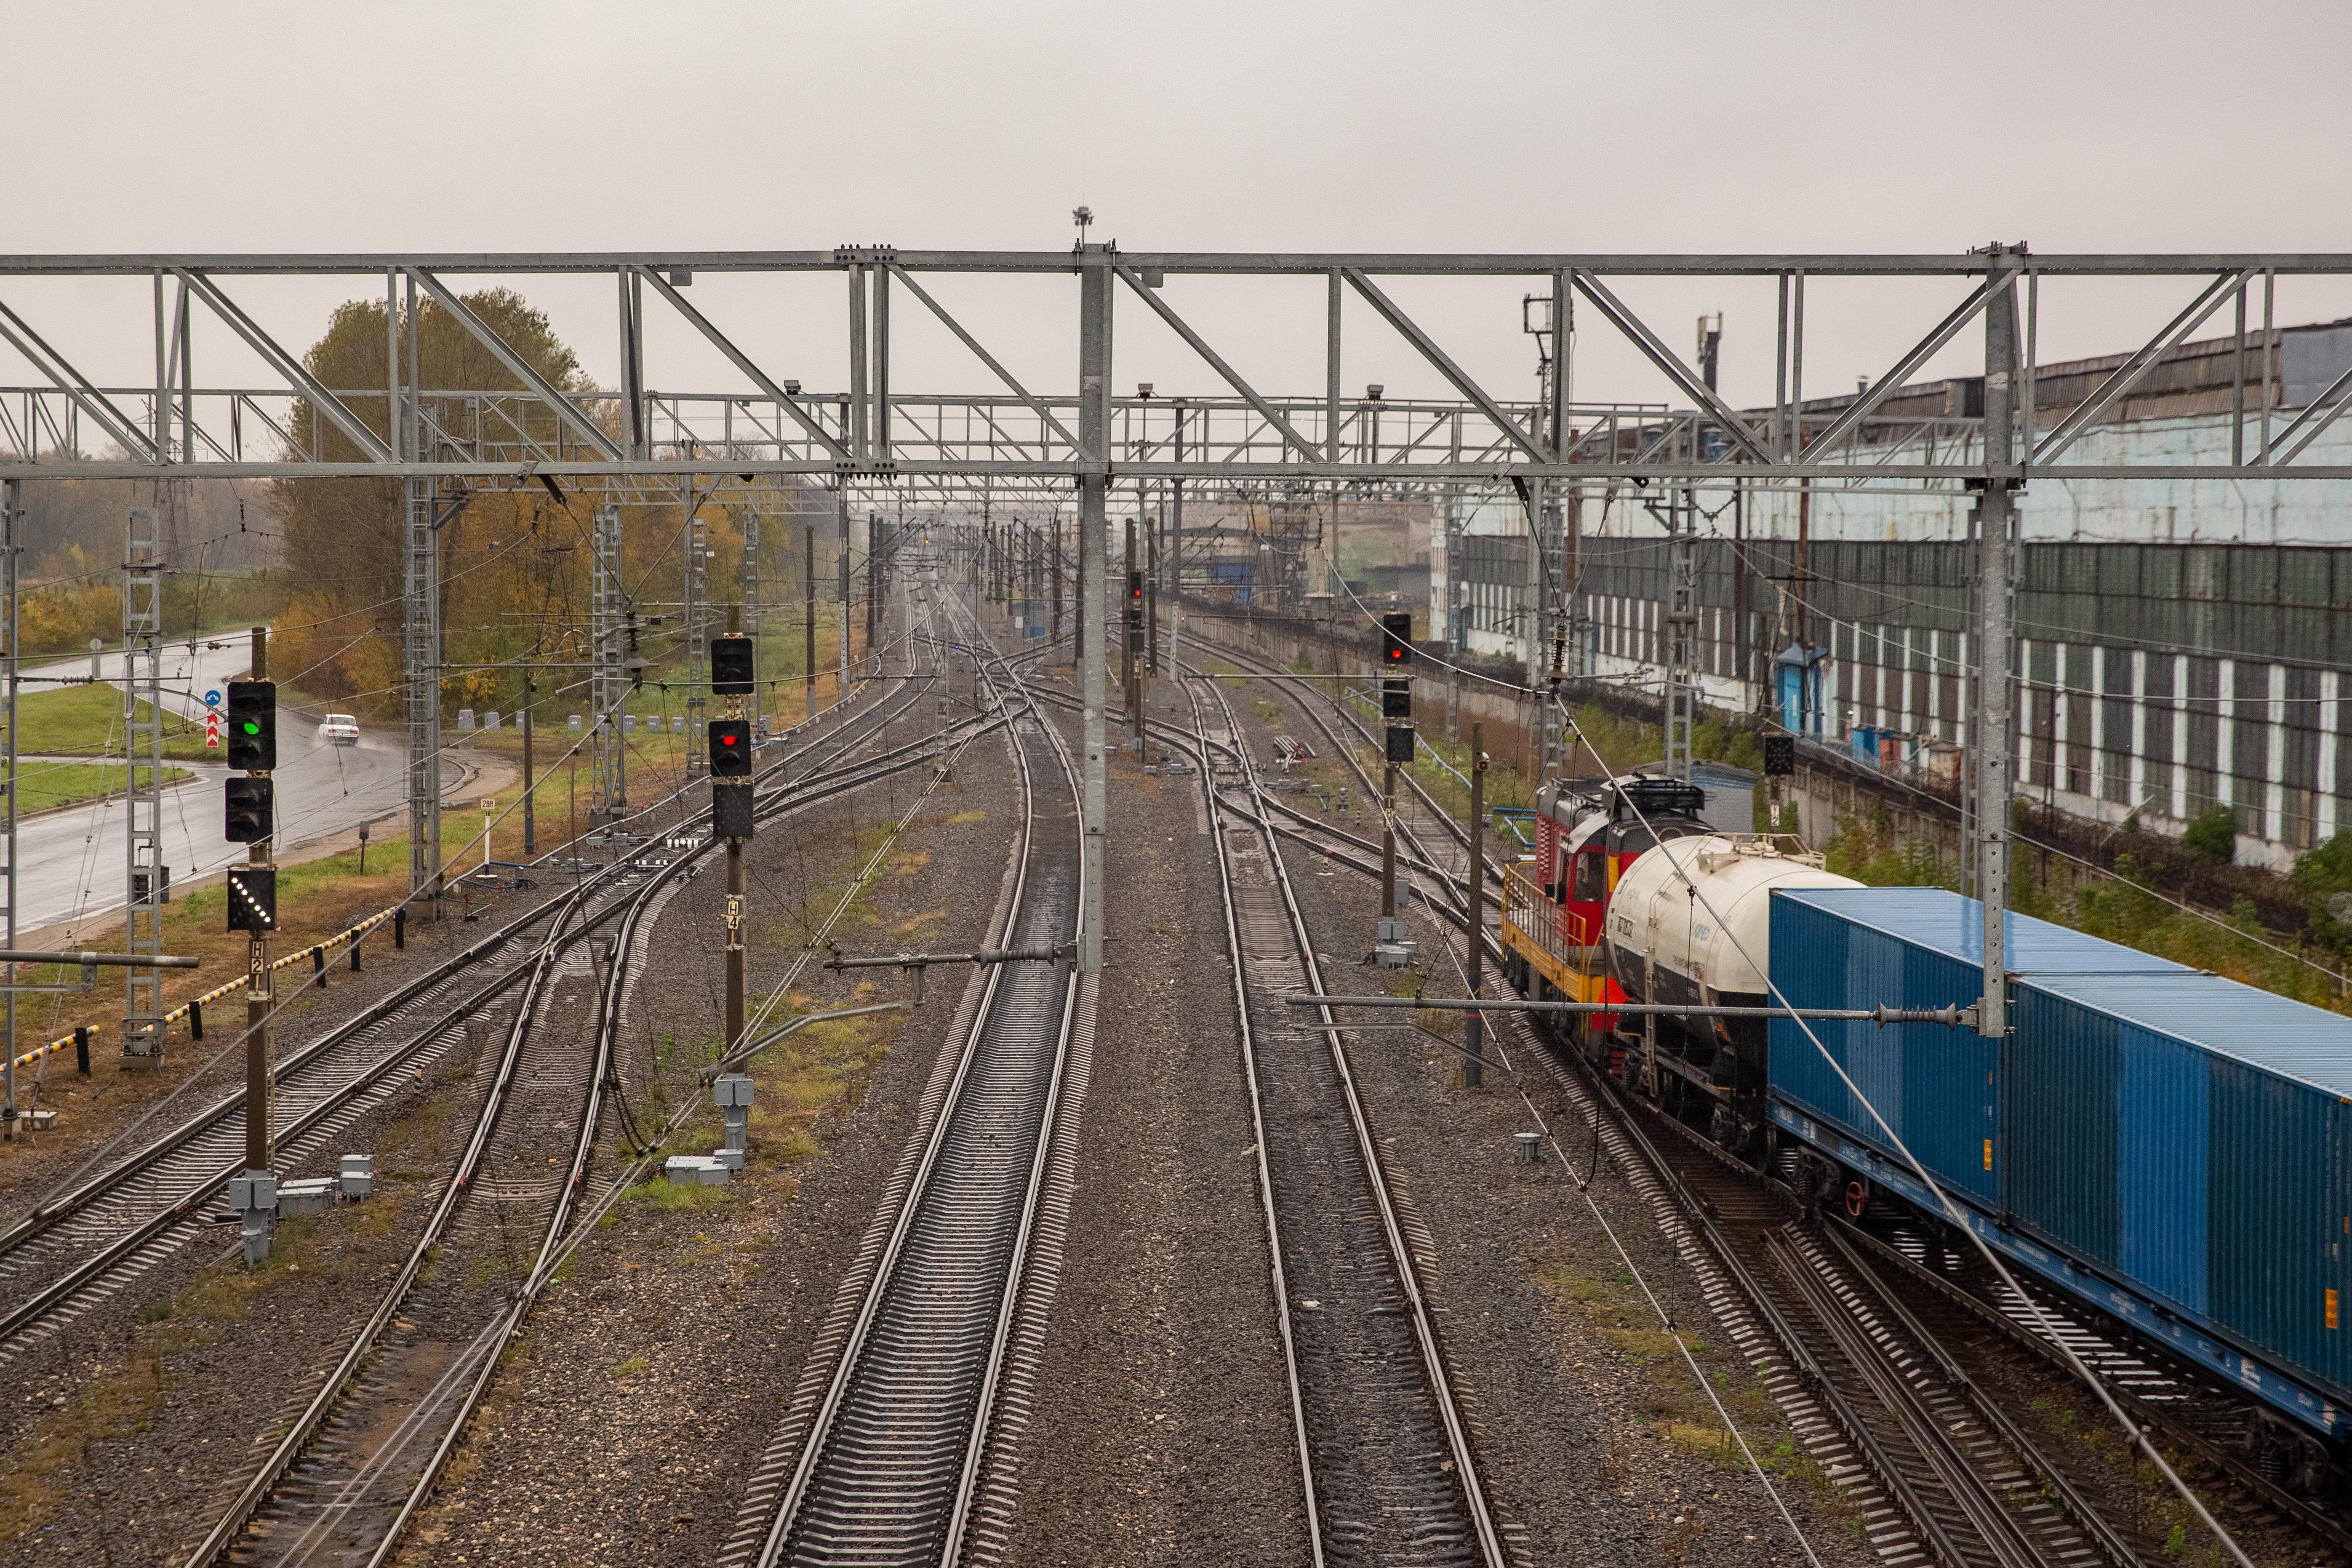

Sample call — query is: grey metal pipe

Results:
[1282,993,1972,1028]
[711,1000,910,1078]
[0,950,200,970]
[822,945,1068,971]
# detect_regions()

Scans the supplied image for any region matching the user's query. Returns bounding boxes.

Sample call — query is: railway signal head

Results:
[226,681,276,771]
[1380,612,1414,666]
[226,866,276,933]
[1763,735,1796,777]
[711,634,755,696]
[223,776,274,843]
[708,719,753,779]
[1385,723,1416,765]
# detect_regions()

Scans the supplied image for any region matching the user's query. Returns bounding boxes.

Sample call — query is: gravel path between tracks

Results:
[390,715,1024,1568]
[989,668,1311,1568]
[1219,674,1875,1568]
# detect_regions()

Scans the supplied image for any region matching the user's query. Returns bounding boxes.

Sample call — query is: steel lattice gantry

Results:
[2,248,2350,487]
[6,245,2351,980]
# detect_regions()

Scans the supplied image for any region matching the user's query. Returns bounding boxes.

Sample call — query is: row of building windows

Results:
[1579,591,2352,851]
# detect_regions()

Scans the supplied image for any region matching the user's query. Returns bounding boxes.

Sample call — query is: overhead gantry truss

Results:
[2,248,2350,487]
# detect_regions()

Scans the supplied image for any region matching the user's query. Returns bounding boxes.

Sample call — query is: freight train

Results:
[1500,770,2352,1491]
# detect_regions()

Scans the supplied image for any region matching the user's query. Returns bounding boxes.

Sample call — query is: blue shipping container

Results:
[2015,972,2352,1411]
[1767,888,2184,1207]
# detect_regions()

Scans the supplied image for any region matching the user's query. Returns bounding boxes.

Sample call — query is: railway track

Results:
[182,605,985,1567]
[1167,639,2163,1568]
[728,582,1089,1568]
[0,674,953,1363]
[1183,666,1508,1568]
[1640,1118,2133,1568]
[1843,1203,2352,1561]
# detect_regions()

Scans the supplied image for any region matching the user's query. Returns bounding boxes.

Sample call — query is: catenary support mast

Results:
[1976,247,2023,1040]
[121,500,166,1060]
[1077,246,1110,973]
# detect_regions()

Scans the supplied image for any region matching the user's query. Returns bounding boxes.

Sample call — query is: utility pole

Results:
[398,277,440,910]
[743,506,762,738]
[1664,489,1697,781]
[1122,518,1138,738]
[1976,248,2023,1042]
[0,479,16,1135]
[122,502,165,1062]
[866,511,883,679]
[837,483,852,704]
[683,487,707,774]
[590,504,627,820]
[805,523,818,722]
[1077,246,1110,973]
[1170,403,1185,617]
[1374,612,1416,968]
[521,670,536,857]
[1465,723,1487,1088]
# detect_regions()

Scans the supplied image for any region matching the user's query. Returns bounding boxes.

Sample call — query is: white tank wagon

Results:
[1602,834,1860,1150]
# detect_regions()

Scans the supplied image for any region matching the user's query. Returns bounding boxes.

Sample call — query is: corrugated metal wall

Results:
[1537,536,2352,856]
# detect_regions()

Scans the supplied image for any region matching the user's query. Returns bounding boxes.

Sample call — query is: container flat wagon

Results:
[1768,886,2352,1466]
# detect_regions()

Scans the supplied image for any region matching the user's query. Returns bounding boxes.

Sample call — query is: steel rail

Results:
[186,605,960,1568]
[1177,639,1978,1565]
[0,684,934,1353]
[1834,1212,2352,1560]
[0,672,910,1261]
[1185,666,1508,1567]
[1817,1225,2143,1568]
[178,891,592,1568]
[756,584,1083,1568]
[1178,672,1326,1566]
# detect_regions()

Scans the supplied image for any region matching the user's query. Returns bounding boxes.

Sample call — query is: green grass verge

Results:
[14,683,216,762]
[12,759,194,813]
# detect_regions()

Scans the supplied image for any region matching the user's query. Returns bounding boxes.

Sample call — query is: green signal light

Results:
[241,721,259,734]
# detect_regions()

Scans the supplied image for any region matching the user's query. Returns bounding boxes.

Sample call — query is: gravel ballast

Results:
[989,670,1312,1568]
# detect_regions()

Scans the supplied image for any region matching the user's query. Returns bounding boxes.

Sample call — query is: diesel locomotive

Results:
[1497,771,1859,1153]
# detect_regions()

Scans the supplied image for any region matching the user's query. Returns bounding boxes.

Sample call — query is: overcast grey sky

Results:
[6,0,2351,413]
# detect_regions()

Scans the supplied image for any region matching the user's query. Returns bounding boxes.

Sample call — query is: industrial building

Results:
[1437,318,2352,866]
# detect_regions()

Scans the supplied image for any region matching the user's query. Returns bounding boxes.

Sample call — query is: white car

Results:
[318,714,361,747]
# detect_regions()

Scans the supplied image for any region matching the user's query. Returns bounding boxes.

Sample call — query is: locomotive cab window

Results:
[1571,848,1604,903]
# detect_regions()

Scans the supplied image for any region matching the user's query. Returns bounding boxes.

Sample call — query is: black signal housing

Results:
[708,719,754,779]
[1380,611,1414,666]
[711,634,755,696]
[226,681,276,771]
[224,776,274,843]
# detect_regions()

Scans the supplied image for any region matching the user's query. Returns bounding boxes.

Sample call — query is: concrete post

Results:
[1078,248,1111,973]
[1977,248,2023,1041]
